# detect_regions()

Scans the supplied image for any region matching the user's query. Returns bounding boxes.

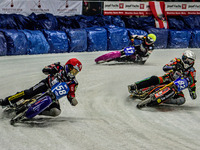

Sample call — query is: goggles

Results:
[145,37,154,45]
[70,68,79,76]
[182,55,194,65]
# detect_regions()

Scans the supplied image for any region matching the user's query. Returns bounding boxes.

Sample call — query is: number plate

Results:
[174,78,188,92]
[51,82,69,100]
[123,46,135,56]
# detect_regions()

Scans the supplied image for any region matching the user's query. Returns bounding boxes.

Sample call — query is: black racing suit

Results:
[1,62,78,113]
[116,35,154,63]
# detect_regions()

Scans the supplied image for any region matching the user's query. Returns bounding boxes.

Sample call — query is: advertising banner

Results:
[165,2,200,15]
[104,2,152,16]
[104,1,200,16]
[0,0,82,16]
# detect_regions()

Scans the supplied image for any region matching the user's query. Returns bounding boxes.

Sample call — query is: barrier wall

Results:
[0,13,200,56]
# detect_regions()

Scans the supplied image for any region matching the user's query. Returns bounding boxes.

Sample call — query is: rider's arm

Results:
[163,58,183,73]
[163,65,175,72]
[131,35,144,41]
[67,82,78,106]
[189,86,197,100]
[187,70,197,99]
[42,62,62,75]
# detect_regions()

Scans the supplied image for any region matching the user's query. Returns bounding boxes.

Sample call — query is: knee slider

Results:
[49,108,61,117]
[165,97,185,105]
[176,97,186,105]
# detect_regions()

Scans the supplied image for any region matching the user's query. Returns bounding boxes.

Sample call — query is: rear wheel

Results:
[95,51,121,64]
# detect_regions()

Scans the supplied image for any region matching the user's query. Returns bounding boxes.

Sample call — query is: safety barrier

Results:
[0,13,200,56]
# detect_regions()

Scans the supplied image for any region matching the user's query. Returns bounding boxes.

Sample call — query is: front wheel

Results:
[95,51,121,64]
[10,111,26,125]
[136,98,152,109]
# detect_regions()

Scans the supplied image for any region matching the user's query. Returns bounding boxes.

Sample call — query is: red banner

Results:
[149,1,169,29]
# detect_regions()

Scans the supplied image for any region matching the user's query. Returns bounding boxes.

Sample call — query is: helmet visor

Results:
[70,68,79,76]
[182,55,194,65]
[145,37,154,45]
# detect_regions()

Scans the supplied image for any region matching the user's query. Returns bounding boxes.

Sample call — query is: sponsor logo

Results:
[182,4,187,9]
[119,3,124,9]
[155,87,170,98]
[32,96,49,112]
[125,4,139,8]
[105,4,119,8]
[140,4,144,9]
[188,4,200,9]
[167,4,182,8]
[157,90,175,102]
[157,99,162,103]
[33,82,45,91]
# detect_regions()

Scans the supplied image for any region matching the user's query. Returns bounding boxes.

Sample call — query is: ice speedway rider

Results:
[128,50,197,105]
[0,58,82,116]
[117,33,157,62]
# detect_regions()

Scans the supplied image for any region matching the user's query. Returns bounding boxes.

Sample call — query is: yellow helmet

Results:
[145,33,156,45]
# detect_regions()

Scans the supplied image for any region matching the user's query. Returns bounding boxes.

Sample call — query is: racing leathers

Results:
[0,62,79,116]
[130,58,196,105]
[116,35,154,63]
[132,35,154,58]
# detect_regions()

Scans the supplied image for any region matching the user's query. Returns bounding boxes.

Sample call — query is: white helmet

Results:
[182,50,196,69]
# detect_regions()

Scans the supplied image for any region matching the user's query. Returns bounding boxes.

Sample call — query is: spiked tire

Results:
[10,111,26,125]
[136,98,152,109]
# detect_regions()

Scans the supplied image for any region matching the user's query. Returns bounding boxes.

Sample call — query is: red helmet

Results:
[65,58,82,76]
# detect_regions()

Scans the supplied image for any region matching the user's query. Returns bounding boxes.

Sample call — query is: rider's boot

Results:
[0,98,10,107]
[128,84,138,95]
[0,91,25,107]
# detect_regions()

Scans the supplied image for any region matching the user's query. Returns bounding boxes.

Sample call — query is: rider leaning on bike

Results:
[131,33,157,60]
[0,58,82,116]
[128,50,197,105]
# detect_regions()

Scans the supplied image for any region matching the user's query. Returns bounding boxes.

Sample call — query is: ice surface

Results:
[0,49,200,150]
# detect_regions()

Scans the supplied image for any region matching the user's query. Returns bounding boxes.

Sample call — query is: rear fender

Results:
[151,87,175,105]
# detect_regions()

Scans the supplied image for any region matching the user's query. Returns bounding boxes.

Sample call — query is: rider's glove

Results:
[175,63,183,72]
[131,35,138,39]
[189,87,197,100]
[71,97,78,106]
[51,66,59,74]
[43,62,60,75]
[190,91,197,100]
[67,95,78,106]
[54,62,60,66]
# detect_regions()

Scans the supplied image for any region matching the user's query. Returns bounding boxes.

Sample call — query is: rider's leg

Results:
[0,79,48,107]
[128,75,160,94]
[164,92,186,105]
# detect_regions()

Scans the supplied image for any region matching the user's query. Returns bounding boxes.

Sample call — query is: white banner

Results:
[0,0,82,16]
[104,1,152,16]
[104,1,200,16]
[165,2,200,15]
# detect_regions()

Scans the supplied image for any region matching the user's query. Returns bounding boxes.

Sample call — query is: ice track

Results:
[0,49,200,150]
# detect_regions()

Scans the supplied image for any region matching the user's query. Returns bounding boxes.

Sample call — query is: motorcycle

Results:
[95,46,151,65]
[7,81,69,125]
[136,76,189,109]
